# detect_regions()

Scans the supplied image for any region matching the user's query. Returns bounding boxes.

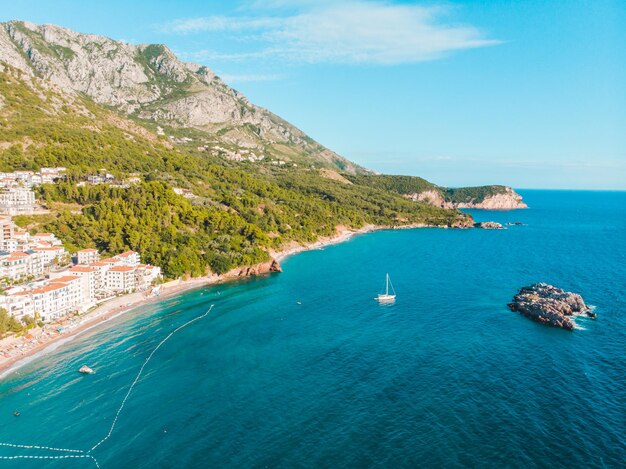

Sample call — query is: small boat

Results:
[375,273,396,302]
[79,365,95,374]
[13,410,20,417]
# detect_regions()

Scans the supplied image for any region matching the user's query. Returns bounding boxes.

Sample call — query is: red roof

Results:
[116,251,137,258]
[8,252,29,258]
[30,284,67,294]
[77,248,98,253]
[50,276,81,284]
[70,266,95,273]
[109,266,135,272]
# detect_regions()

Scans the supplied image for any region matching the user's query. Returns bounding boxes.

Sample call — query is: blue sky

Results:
[1,0,624,189]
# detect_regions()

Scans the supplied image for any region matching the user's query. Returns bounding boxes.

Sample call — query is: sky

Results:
[1,0,624,189]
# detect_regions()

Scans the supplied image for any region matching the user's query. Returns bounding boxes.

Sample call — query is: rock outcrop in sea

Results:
[232,259,282,278]
[474,221,504,229]
[508,283,595,330]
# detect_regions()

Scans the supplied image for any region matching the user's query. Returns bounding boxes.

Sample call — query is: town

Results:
[0,213,162,325]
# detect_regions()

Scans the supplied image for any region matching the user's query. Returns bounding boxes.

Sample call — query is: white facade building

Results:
[68,266,97,304]
[105,266,136,293]
[114,251,141,267]
[0,187,36,215]
[76,248,100,265]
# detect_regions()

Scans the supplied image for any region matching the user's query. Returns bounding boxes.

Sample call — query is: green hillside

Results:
[1,68,470,278]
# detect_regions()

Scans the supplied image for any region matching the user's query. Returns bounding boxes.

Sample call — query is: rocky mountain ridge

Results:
[0,20,362,173]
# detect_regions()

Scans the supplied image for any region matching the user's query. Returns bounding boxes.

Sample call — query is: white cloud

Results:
[163,1,501,65]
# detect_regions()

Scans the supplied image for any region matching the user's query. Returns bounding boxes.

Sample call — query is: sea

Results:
[0,190,624,468]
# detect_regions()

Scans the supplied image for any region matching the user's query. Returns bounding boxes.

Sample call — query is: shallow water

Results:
[0,190,624,468]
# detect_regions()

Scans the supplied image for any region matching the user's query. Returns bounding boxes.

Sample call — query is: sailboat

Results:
[375,273,396,302]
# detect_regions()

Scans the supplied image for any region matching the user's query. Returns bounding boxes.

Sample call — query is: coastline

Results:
[0,224,382,378]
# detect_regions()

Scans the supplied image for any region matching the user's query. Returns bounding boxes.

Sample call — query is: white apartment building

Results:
[0,292,35,321]
[114,251,141,267]
[0,187,36,215]
[105,266,136,293]
[50,276,86,311]
[0,251,30,281]
[32,246,67,266]
[68,266,97,304]
[87,261,109,294]
[76,248,100,265]
[23,283,74,322]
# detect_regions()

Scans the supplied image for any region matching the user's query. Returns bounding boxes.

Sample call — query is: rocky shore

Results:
[508,283,595,330]
[474,221,504,229]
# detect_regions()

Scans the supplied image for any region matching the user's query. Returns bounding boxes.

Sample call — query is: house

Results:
[75,248,100,265]
[114,251,141,267]
[0,251,30,281]
[32,246,67,266]
[0,292,35,322]
[33,233,62,246]
[135,264,162,290]
[105,266,136,293]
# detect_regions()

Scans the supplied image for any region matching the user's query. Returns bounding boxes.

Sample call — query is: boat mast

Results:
[386,273,389,295]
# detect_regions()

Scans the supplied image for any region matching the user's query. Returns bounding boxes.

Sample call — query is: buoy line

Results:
[0,305,214,467]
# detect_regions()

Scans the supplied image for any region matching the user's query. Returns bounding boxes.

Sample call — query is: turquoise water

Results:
[0,190,625,468]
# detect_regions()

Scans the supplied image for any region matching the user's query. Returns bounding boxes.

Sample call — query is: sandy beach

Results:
[0,224,380,378]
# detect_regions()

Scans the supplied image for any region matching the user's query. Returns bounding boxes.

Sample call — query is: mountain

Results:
[0,20,363,174]
[0,21,524,279]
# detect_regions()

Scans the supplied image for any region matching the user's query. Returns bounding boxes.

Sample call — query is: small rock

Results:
[474,221,504,229]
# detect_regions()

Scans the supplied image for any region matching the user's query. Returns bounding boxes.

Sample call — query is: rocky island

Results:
[474,221,504,229]
[508,283,596,330]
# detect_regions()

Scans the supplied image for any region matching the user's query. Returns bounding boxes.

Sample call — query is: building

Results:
[49,276,85,311]
[75,248,100,265]
[0,216,15,242]
[33,233,62,246]
[105,266,136,293]
[68,266,97,304]
[114,251,141,267]
[0,187,36,215]
[31,246,67,266]
[0,292,35,322]
[0,251,30,281]
[135,264,162,291]
[0,168,65,189]
[87,261,109,294]
[21,283,73,322]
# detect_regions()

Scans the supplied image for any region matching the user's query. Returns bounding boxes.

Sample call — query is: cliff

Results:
[453,187,527,209]
[348,175,527,210]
